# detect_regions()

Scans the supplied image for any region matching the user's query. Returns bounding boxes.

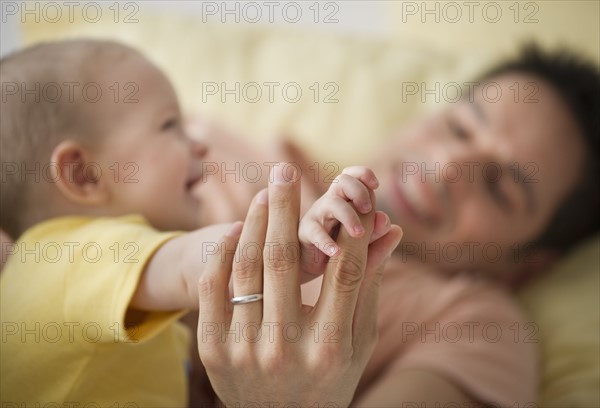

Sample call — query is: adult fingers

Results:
[198,222,243,352]
[231,189,269,326]
[352,225,403,358]
[263,163,302,322]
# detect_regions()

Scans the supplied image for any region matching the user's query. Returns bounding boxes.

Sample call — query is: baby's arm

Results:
[298,166,392,281]
[128,167,390,311]
[129,223,235,311]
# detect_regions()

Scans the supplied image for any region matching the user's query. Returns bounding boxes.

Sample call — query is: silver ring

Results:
[230,293,264,305]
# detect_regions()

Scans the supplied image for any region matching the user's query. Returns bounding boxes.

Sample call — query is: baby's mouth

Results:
[185,174,204,192]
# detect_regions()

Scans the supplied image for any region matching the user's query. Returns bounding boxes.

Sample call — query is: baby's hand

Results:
[298,166,392,281]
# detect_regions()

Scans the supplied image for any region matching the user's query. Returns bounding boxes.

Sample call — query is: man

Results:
[192,44,598,406]
[344,44,599,406]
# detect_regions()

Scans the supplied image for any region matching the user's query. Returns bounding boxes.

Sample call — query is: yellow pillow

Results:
[518,236,600,407]
[387,0,599,63]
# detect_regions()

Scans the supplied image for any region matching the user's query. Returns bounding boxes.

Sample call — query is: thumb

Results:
[351,225,403,359]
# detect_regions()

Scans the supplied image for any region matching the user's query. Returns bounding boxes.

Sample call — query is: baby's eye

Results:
[161,118,178,131]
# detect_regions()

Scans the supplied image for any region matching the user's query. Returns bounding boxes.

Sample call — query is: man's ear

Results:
[50,140,110,205]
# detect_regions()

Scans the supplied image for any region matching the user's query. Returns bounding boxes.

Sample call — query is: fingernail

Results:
[226,221,243,237]
[362,202,372,213]
[255,189,268,205]
[271,163,298,184]
[327,244,339,256]
[354,225,365,235]
[371,176,380,189]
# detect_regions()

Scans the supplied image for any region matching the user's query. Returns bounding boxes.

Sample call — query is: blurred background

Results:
[2,0,598,165]
[1,2,599,406]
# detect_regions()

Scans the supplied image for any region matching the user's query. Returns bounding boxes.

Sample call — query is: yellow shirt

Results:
[0,215,190,407]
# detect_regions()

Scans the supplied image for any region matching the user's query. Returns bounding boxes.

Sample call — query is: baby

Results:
[0,40,392,405]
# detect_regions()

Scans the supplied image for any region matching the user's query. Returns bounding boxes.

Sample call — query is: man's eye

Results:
[161,118,178,131]
[446,118,470,141]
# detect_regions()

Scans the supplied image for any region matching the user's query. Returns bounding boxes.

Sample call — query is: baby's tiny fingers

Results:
[326,198,367,238]
[331,174,373,214]
[303,222,339,257]
[341,166,379,190]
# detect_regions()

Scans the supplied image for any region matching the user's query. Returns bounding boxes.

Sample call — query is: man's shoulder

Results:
[379,256,525,325]
[362,256,538,406]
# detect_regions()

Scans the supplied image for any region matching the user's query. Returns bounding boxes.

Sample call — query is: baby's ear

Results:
[50,140,109,205]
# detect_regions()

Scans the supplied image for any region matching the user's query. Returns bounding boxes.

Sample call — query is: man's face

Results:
[91,52,208,231]
[371,73,585,274]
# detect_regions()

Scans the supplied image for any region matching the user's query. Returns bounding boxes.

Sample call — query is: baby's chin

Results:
[177,212,204,232]
[146,209,203,232]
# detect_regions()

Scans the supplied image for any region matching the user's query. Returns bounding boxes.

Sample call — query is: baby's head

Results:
[1,40,208,238]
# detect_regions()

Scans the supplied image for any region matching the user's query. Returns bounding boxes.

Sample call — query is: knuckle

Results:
[309,348,335,371]
[233,257,259,281]
[199,352,225,373]
[197,276,218,298]
[269,192,293,210]
[265,243,296,276]
[267,256,295,277]
[334,173,350,185]
[311,343,351,372]
[333,253,364,291]
[262,345,291,374]
[230,348,256,369]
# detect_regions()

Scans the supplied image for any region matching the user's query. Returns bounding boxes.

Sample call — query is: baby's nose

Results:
[190,139,209,158]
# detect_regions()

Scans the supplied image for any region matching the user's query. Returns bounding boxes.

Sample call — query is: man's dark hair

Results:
[482,43,600,253]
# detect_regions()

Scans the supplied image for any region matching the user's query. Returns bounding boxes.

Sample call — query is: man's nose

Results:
[439,146,496,196]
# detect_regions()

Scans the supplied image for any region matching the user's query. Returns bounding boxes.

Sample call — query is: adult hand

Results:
[197,163,402,407]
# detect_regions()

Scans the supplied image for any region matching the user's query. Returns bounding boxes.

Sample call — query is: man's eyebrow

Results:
[510,164,537,213]
[469,100,488,125]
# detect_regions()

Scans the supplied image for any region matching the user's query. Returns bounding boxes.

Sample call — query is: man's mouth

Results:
[389,164,443,228]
